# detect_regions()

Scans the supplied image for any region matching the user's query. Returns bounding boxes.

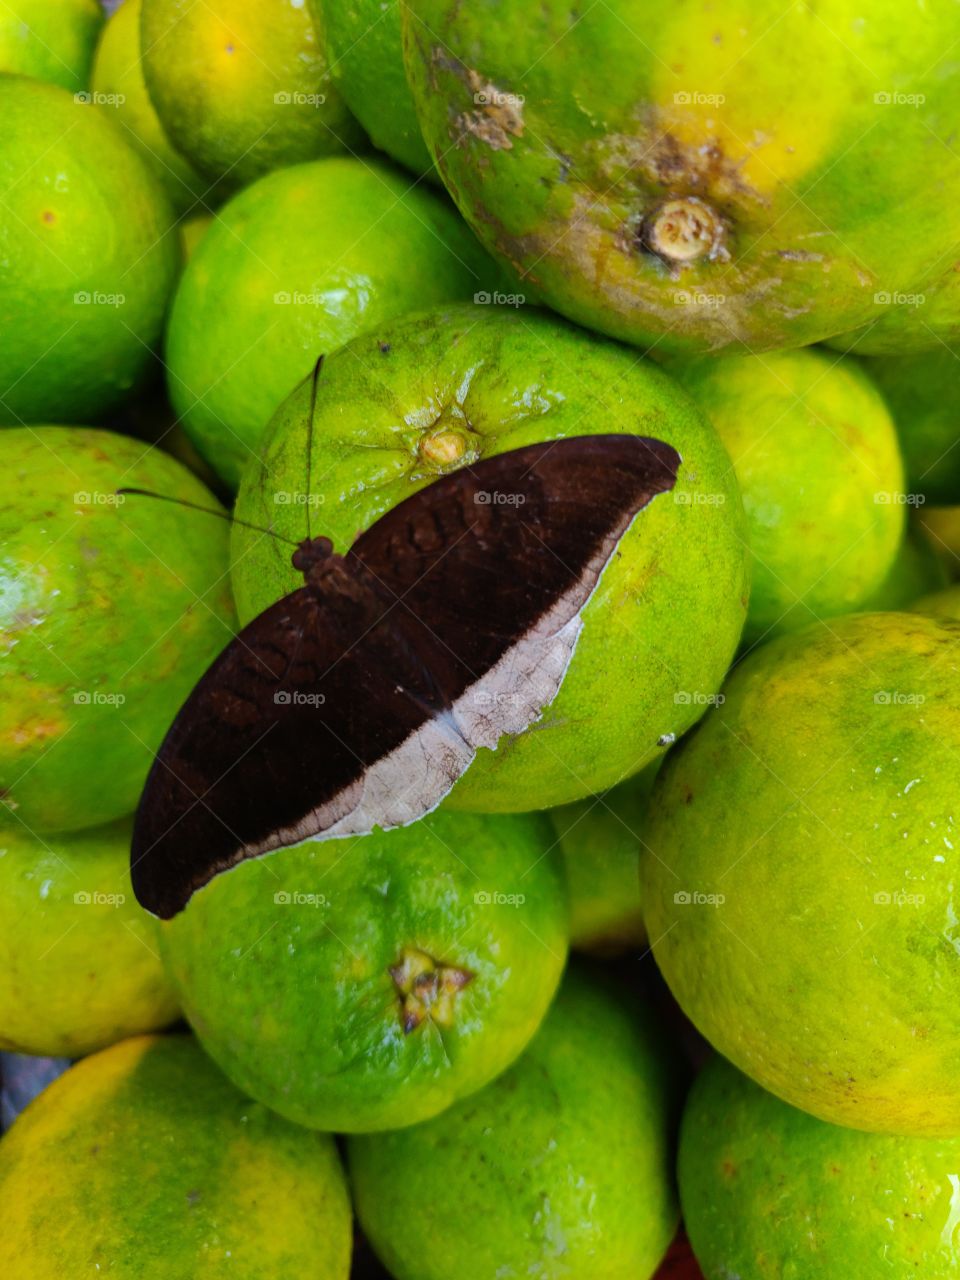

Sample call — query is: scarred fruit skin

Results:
[159,809,568,1133]
[681,1056,960,1280]
[0,1035,352,1280]
[642,612,960,1136]
[348,964,682,1280]
[232,305,749,812]
[0,428,236,832]
[401,0,960,354]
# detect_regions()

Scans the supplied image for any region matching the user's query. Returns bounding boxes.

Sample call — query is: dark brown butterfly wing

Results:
[131,434,679,918]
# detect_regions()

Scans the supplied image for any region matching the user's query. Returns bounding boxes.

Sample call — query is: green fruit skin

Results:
[166,158,500,490]
[91,0,210,217]
[0,0,102,92]
[232,304,750,811]
[549,762,659,953]
[861,529,950,611]
[402,0,960,354]
[827,261,960,356]
[140,0,365,190]
[0,819,178,1056]
[0,76,180,425]
[0,1035,352,1280]
[642,611,960,1136]
[322,0,435,177]
[160,810,569,1133]
[348,963,681,1280]
[0,427,236,832]
[672,348,905,646]
[859,349,960,505]
[681,1056,960,1280]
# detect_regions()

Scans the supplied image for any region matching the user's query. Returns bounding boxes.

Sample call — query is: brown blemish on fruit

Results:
[456,69,525,152]
[721,1158,737,1178]
[642,197,725,265]
[390,947,474,1034]
[41,210,55,224]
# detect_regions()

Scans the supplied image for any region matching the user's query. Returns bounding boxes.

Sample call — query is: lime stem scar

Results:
[642,197,723,264]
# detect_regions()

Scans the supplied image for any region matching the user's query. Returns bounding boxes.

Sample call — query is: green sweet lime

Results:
[642,611,960,1136]
[322,0,434,177]
[548,763,660,953]
[827,263,960,356]
[91,0,209,217]
[860,349,960,505]
[159,809,568,1133]
[232,305,749,811]
[140,0,364,191]
[348,962,681,1280]
[0,819,177,1057]
[680,1055,960,1279]
[861,529,950,611]
[0,0,102,92]
[0,427,236,832]
[402,1,960,355]
[165,158,498,490]
[672,348,905,645]
[0,75,180,425]
[0,1034,352,1280]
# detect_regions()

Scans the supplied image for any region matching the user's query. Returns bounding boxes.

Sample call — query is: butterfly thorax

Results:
[292,536,338,585]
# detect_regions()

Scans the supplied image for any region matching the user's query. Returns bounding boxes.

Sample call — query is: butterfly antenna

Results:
[116,488,300,548]
[305,356,324,542]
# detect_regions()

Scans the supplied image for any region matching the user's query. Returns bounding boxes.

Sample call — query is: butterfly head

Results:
[292,536,336,584]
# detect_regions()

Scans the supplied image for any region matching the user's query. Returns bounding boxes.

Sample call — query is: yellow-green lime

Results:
[860,528,950,611]
[0,427,236,832]
[0,0,102,92]
[0,1034,352,1280]
[0,819,177,1057]
[348,963,681,1280]
[672,348,905,646]
[159,809,568,1133]
[140,0,364,190]
[681,1055,960,1279]
[166,158,503,489]
[643,611,960,1135]
[0,75,180,425]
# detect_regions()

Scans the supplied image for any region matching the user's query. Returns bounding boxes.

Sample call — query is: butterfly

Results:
[129,433,680,917]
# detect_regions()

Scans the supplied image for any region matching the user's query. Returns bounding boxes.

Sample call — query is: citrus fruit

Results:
[0,819,178,1057]
[0,75,180,425]
[0,1034,352,1280]
[672,348,905,645]
[0,0,102,92]
[548,762,659,953]
[910,582,960,620]
[0,427,236,832]
[860,349,960,505]
[681,1054,960,1279]
[165,158,499,490]
[860,529,950,611]
[140,0,364,191]
[232,304,750,811]
[642,611,960,1135]
[348,963,681,1280]
[159,809,568,1133]
[401,1,960,355]
[826,261,960,356]
[91,0,209,216]
[322,0,434,177]
[918,505,960,573]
